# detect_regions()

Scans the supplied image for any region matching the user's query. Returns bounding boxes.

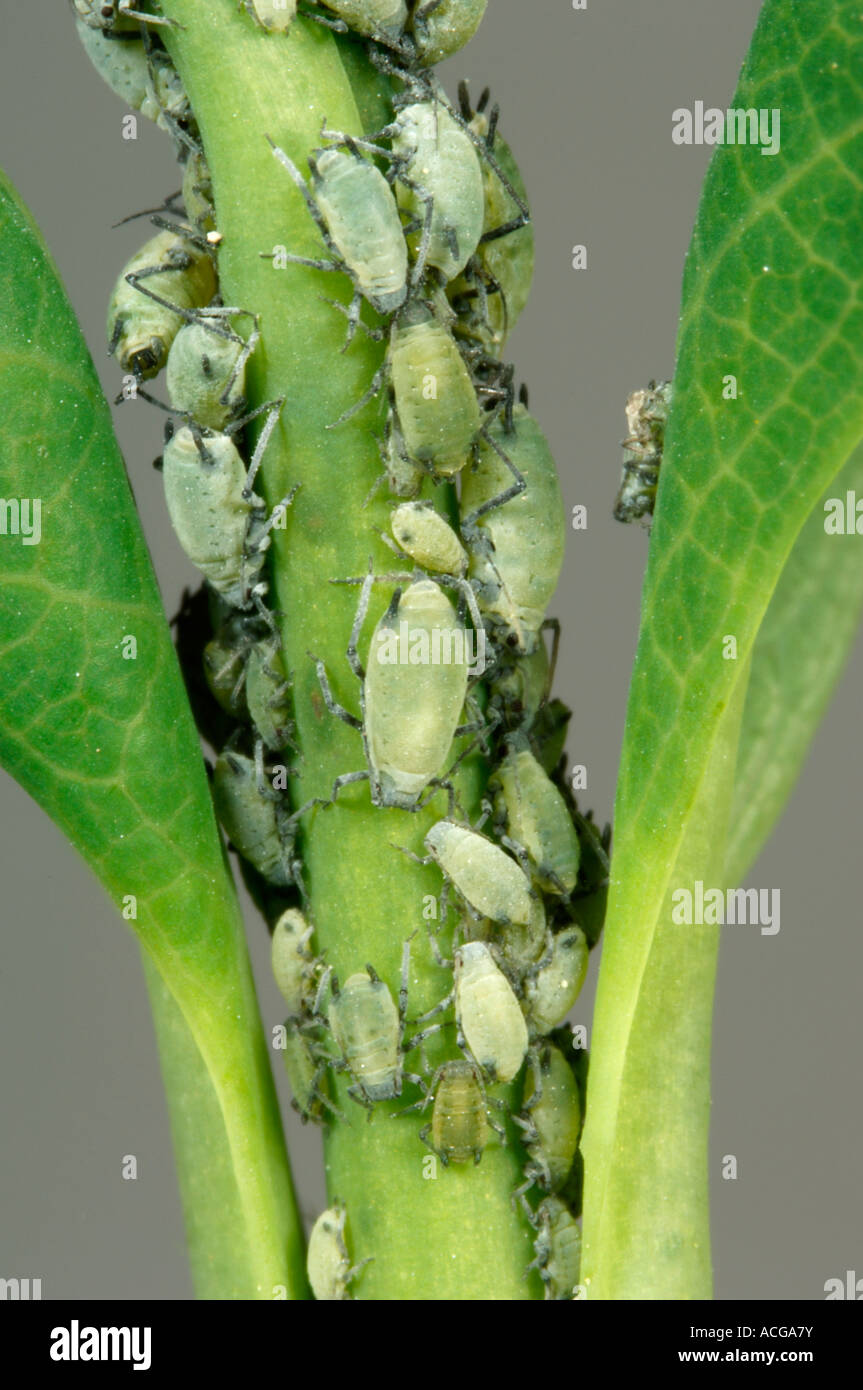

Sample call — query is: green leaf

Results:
[581,0,863,1299]
[0,169,306,1299]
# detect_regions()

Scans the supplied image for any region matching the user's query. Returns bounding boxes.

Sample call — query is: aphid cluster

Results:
[77,0,607,1301]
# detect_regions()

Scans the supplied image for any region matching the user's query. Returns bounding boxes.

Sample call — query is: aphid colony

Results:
[78,0,608,1301]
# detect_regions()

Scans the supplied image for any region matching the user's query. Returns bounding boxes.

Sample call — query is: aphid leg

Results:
[266,138,336,251]
[345,564,375,681]
[320,291,384,352]
[326,358,389,429]
[460,429,527,530]
[224,396,285,498]
[311,655,363,732]
[120,3,181,29]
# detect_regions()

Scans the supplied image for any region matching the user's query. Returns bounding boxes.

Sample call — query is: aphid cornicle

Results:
[240,0,298,32]
[271,909,317,1018]
[424,819,534,927]
[389,501,467,577]
[461,403,566,653]
[212,749,294,888]
[454,940,528,1083]
[492,740,580,897]
[307,1204,368,1302]
[424,1059,489,1165]
[107,229,217,380]
[410,0,487,65]
[325,950,413,1107]
[518,1042,582,1194]
[322,0,407,41]
[613,379,673,525]
[392,101,485,284]
[531,1196,582,1300]
[166,321,247,430]
[389,301,481,477]
[523,927,589,1036]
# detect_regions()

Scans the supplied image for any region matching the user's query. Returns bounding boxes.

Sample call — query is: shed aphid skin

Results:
[414,940,528,1084]
[491,738,580,897]
[320,941,420,1109]
[390,100,485,284]
[107,229,217,380]
[461,399,566,653]
[239,0,298,31]
[313,570,477,811]
[73,0,176,31]
[410,0,487,66]
[307,1203,371,1301]
[522,927,589,1036]
[515,1042,582,1196]
[266,138,408,342]
[271,908,319,1018]
[613,378,673,526]
[212,747,300,889]
[388,501,467,576]
[423,819,535,927]
[529,1196,582,1300]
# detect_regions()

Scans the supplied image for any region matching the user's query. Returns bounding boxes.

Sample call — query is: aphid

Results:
[389,301,481,476]
[107,229,217,379]
[491,739,580,897]
[315,573,475,809]
[267,140,408,335]
[530,1196,582,1300]
[471,896,548,980]
[613,379,673,525]
[181,148,215,234]
[392,101,485,284]
[145,46,190,130]
[271,908,318,1017]
[245,640,294,751]
[487,643,551,733]
[165,320,248,430]
[73,0,174,31]
[460,401,566,653]
[421,1059,490,1165]
[240,0,298,31]
[417,939,528,1084]
[410,0,487,66]
[516,1042,581,1194]
[523,928,588,1036]
[321,0,407,41]
[423,819,534,927]
[283,1018,335,1124]
[212,748,298,888]
[389,501,467,576]
[323,943,416,1108]
[202,614,253,720]
[74,21,152,115]
[307,1204,369,1301]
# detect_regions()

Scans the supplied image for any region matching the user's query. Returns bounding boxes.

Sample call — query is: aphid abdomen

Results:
[455,941,528,1083]
[271,908,316,1017]
[364,581,470,803]
[212,750,290,887]
[393,102,485,283]
[314,150,408,313]
[74,22,151,113]
[494,744,580,896]
[523,928,588,1035]
[425,820,533,926]
[389,307,480,476]
[431,1061,488,1163]
[411,0,487,65]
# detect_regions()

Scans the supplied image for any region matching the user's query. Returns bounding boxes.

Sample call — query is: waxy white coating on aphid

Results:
[454,941,528,1083]
[271,909,316,1017]
[390,303,480,476]
[424,820,533,926]
[523,928,588,1035]
[323,0,407,40]
[522,1044,581,1192]
[393,102,485,283]
[461,404,566,652]
[307,1205,356,1301]
[430,1060,488,1164]
[493,744,580,896]
[329,970,402,1103]
[311,148,408,314]
[212,751,291,887]
[162,427,268,606]
[364,581,469,804]
[534,1196,582,1300]
[411,0,487,65]
[166,322,246,430]
[246,642,293,750]
[107,229,217,380]
[390,502,467,576]
[242,0,298,31]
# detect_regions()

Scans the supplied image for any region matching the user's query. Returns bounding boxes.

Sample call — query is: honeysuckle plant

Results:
[0,0,861,1300]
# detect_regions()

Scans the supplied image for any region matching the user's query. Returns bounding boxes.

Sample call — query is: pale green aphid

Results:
[393,101,485,284]
[182,149,215,234]
[203,614,251,719]
[283,1018,332,1124]
[240,0,297,32]
[323,0,407,40]
[73,0,173,31]
[425,1059,489,1165]
[245,640,293,751]
[523,928,588,1035]
[424,819,534,926]
[531,1196,582,1300]
[410,0,487,66]
[492,740,580,897]
[212,749,293,888]
[476,895,547,978]
[327,964,406,1106]
[390,301,481,477]
[454,940,528,1083]
[268,141,408,321]
[162,427,269,607]
[107,229,217,379]
[390,501,467,576]
[519,1043,581,1193]
[613,379,673,526]
[166,321,247,430]
[271,908,317,1017]
[307,1204,368,1301]
[461,404,566,652]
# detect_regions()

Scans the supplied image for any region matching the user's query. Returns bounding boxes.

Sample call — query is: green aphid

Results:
[518,1042,582,1193]
[488,643,552,733]
[181,149,216,234]
[166,321,247,430]
[246,641,294,751]
[390,501,467,577]
[326,954,411,1107]
[531,1196,582,1300]
[424,819,534,927]
[323,0,407,41]
[453,940,528,1083]
[212,749,293,888]
[424,1059,490,1165]
[307,1203,369,1301]
[393,100,485,284]
[271,908,317,1017]
[239,0,298,32]
[492,739,580,897]
[523,927,588,1036]
[202,615,252,720]
[410,0,487,66]
[390,301,481,477]
[107,229,216,380]
[283,1018,333,1125]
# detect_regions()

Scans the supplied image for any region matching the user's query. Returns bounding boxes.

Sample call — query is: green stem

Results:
[161,0,538,1299]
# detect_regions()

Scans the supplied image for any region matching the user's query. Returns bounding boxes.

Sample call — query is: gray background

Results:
[0,0,859,1301]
